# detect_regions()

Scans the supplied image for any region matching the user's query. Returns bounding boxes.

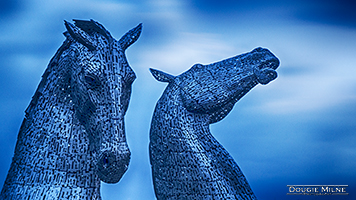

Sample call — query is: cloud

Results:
[139,32,237,74]
[0,0,24,17]
[188,0,356,28]
[234,22,356,115]
[297,0,356,27]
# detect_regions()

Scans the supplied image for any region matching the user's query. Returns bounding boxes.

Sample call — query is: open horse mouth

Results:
[96,150,131,183]
[253,58,279,85]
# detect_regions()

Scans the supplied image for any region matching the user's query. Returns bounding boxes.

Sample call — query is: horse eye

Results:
[125,72,136,85]
[84,74,100,89]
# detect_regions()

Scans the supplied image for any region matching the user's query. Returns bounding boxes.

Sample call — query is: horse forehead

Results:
[97,47,135,78]
[75,38,134,77]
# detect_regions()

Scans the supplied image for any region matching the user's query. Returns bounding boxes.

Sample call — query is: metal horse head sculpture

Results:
[0,19,142,199]
[149,47,279,199]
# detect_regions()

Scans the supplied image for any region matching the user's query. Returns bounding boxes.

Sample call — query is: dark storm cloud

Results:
[297,0,356,27]
[0,0,24,17]
[189,0,356,27]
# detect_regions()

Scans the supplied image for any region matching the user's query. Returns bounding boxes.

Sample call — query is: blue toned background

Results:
[1,0,355,199]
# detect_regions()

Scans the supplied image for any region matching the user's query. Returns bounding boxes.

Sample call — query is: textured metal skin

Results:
[0,19,141,199]
[149,47,279,200]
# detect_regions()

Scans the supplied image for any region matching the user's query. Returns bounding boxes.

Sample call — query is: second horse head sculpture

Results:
[149,47,279,199]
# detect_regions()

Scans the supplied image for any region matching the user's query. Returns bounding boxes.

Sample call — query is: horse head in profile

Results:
[149,47,279,199]
[1,19,141,199]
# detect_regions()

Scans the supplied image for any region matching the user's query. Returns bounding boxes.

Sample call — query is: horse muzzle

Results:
[253,58,279,85]
[96,149,131,183]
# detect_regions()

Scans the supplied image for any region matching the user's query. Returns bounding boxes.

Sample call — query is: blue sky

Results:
[1,0,356,199]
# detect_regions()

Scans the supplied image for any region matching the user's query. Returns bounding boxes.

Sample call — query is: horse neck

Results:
[151,84,257,199]
[151,84,217,166]
[1,61,101,199]
[154,83,211,138]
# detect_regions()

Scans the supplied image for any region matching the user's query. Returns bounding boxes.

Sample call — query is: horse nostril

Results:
[103,156,109,165]
[100,151,114,169]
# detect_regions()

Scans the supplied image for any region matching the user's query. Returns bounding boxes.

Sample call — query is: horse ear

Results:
[64,20,96,51]
[119,23,142,51]
[149,68,175,83]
